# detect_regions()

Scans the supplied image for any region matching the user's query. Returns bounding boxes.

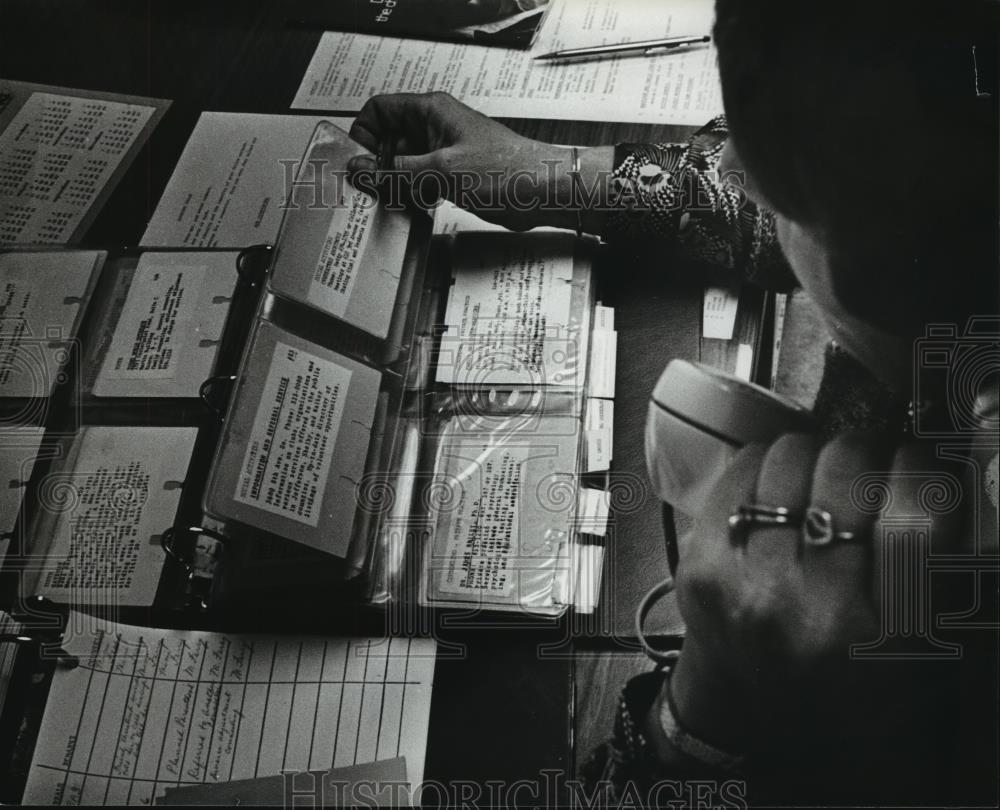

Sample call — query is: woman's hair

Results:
[713,0,997,336]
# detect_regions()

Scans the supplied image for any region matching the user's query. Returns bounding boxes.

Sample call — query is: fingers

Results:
[748,432,822,567]
[681,441,769,566]
[349,93,430,153]
[349,91,461,154]
[806,432,896,610]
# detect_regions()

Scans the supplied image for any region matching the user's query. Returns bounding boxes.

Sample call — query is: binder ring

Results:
[199,374,237,420]
[161,524,227,575]
[235,243,273,287]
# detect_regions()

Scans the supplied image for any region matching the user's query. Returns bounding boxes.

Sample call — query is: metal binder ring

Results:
[160,526,194,576]
[235,243,273,287]
[161,525,227,574]
[199,374,237,420]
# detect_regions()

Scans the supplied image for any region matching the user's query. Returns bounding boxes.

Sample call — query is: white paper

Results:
[141,113,354,248]
[308,186,375,317]
[702,285,739,340]
[33,427,197,607]
[576,487,610,537]
[437,233,578,387]
[234,342,353,528]
[23,615,436,805]
[585,397,612,431]
[0,91,157,245]
[594,304,615,332]
[588,329,617,398]
[430,418,579,606]
[0,250,102,397]
[735,342,753,381]
[584,398,613,472]
[293,0,722,126]
[94,252,238,398]
[573,543,605,614]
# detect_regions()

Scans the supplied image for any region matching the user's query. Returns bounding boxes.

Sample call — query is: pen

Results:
[534,34,710,62]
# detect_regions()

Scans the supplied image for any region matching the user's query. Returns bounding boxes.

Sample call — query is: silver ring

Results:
[728,503,861,548]
[802,507,859,547]
[728,504,800,543]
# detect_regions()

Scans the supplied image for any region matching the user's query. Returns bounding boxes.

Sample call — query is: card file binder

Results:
[0,120,768,626]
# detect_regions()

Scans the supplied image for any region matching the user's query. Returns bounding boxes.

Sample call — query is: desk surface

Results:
[1,0,762,791]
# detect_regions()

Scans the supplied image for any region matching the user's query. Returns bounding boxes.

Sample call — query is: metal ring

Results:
[728,503,863,548]
[161,525,228,576]
[198,374,237,420]
[235,244,273,287]
[160,526,193,576]
[728,503,800,544]
[802,507,861,547]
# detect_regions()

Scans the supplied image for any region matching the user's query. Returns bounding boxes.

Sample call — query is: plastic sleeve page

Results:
[425,415,580,610]
[292,0,722,125]
[205,323,381,558]
[29,426,197,608]
[21,615,436,805]
[0,250,101,397]
[140,113,354,248]
[436,232,581,388]
[233,341,353,528]
[93,252,238,398]
[268,122,409,339]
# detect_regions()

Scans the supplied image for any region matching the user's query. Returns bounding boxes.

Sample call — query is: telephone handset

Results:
[645,359,817,519]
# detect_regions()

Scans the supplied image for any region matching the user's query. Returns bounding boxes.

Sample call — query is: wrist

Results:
[531,144,614,233]
[669,639,751,753]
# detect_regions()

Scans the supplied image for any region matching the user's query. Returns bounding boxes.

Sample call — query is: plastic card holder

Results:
[415,411,584,617]
[10,425,198,610]
[203,319,396,562]
[265,121,432,367]
[82,248,247,400]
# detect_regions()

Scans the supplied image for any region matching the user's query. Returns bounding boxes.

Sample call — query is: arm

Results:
[346,92,795,289]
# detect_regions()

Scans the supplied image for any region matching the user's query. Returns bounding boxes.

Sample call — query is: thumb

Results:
[344,151,439,176]
[346,151,450,209]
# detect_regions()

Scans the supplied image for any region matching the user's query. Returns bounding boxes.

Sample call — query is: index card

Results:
[0,81,167,245]
[703,285,740,340]
[94,251,238,398]
[0,250,103,398]
[30,426,197,607]
[436,232,582,388]
[204,322,382,557]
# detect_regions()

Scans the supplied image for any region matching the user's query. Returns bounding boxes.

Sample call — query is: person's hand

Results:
[346,92,577,231]
[664,432,965,775]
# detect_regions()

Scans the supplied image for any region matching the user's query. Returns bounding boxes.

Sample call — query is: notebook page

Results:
[22,615,436,805]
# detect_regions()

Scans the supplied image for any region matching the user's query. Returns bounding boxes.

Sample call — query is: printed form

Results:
[22,616,436,805]
[292,0,722,125]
